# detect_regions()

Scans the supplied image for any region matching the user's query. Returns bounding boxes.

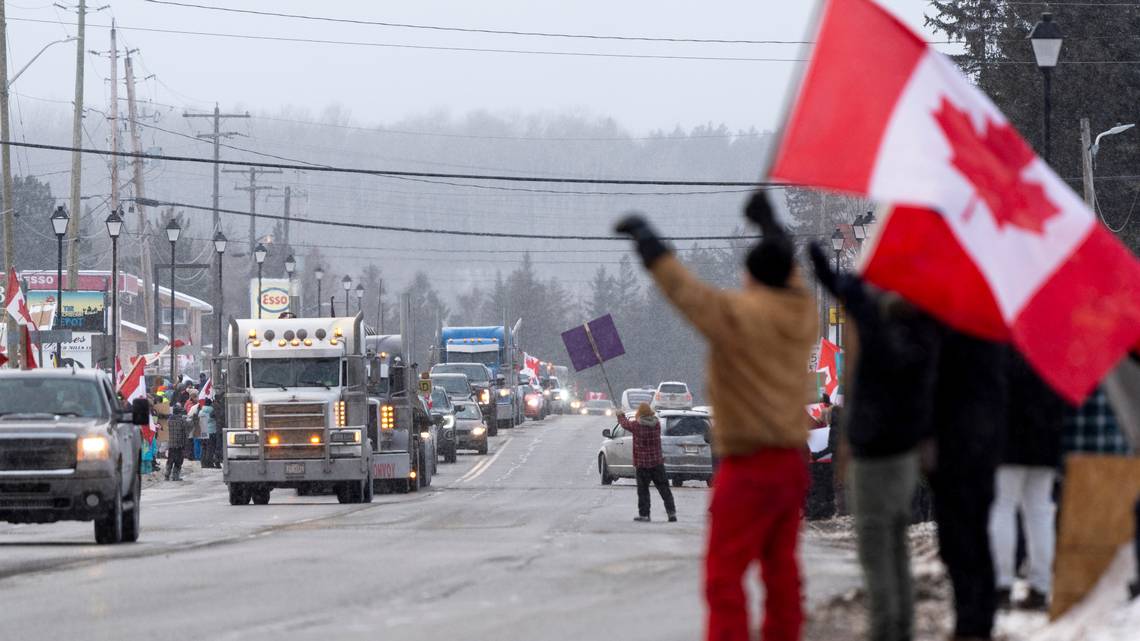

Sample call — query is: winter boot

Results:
[633,515,650,522]
[172,468,182,482]
[1017,588,1048,611]
[667,513,678,522]
[995,587,1012,610]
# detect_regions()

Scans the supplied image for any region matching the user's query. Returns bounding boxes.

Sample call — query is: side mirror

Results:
[602,428,612,439]
[131,398,151,426]
[433,414,445,426]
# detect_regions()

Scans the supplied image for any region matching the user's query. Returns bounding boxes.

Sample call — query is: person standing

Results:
[989,356,1065,611]
[930,329,1009,641]
[165,403,188,481]
[809,245,941,641]
[615,192,817,641]
[200,399,218,468]
[617,403,676,522]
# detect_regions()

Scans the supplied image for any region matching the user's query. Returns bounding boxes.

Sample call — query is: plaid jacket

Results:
[618,414,664,469]
[1063,387,1131,456]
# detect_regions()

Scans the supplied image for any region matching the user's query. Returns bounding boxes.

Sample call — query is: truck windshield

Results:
[0,378,108,418]
[252,358,340,388]
[444,351,498,366]
[432,364,490,384]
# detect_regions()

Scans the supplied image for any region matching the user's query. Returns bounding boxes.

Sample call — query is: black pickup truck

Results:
[0,369,150,543]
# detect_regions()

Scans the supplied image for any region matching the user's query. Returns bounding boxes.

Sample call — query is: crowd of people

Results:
[615,193,1137,641]
[145,373,221,481]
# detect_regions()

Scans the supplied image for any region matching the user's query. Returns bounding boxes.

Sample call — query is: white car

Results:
[652,381,693,410]
[597,409,713,487]
[621,387,656,412]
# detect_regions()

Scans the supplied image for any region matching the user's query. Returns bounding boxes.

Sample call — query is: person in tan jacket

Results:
[615,192,817,641]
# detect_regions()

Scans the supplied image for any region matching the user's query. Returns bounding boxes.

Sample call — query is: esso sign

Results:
[260,287,290,314]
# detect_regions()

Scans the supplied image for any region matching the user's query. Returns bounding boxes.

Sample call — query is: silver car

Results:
[652,381,693,410]
[597,410,713,487]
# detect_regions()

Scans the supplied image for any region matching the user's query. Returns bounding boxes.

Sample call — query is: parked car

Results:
[621,387,656,411]
[452,402,489,455]
[580,399,616,416]
[652,381,693,410]
[428,387,457,463]
[0,369,150,543]
[598,409,713,487]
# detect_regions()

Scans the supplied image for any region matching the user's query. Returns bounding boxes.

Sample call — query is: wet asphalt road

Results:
[0,414,859,641]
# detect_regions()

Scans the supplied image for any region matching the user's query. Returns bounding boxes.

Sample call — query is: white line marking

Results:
[457,437,512,483]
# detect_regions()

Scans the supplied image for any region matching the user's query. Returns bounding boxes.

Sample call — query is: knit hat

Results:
[746,238,794,288]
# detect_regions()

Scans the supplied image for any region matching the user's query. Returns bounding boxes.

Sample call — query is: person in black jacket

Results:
[988,354,1066,611]
[810,245,940,641]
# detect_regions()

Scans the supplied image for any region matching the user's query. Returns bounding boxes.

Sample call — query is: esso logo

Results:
[260,287,290,313]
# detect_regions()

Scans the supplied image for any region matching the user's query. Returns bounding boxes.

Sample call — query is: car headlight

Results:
[479,389,490,404]
[420,431,431,439]
[441,415,455,429]
[471,426,486,436]
[605,409,613,416]
[498,388,510,397]
[527,397,540,408]
[580,408,588,415]
[77,436,110,461]
[571,401,581,410]
[543,390,551,397]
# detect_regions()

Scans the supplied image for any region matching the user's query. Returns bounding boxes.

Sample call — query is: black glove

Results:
[808,242,840,295]
[614,213,671,268]
[743,191,786,240]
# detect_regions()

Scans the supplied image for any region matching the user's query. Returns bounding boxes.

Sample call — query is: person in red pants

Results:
[615,192,817,641]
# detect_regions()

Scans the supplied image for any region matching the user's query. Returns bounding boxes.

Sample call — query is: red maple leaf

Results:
[932,97,1059,234]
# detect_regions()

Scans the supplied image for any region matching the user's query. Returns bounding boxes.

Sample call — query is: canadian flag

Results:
[118,356,147,405]
[521,353,542,385]
[4,269,38,369]
[198,377,213,409]
[815,338,842,402]
[769,0,1140,402]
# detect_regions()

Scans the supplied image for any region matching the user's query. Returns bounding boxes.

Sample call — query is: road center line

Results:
[457,437,512,483]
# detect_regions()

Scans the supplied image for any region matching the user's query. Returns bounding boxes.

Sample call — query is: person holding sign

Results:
[615,192,817,641]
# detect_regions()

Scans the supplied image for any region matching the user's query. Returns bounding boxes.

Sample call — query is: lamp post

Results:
[165,219,181,385]
[831,226,845,346]
[50,205,69,365]
[341,275,352,317]
[213,232,227,356]
[355,283,364,313]
[314,266,324,317]
[1030,12,1063,165]
[105,208,123,366]
[253,243,267,319]
[284,254,296,315]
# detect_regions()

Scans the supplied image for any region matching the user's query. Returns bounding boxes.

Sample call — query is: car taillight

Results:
[685,393,692,401]
[655,392,662,400]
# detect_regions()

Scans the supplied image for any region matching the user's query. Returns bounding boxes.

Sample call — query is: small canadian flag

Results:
[769,0,1140,402]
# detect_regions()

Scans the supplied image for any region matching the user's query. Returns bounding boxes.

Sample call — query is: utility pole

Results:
[268,185,307,248]
[182,105,249,234]
[123,53,155,341]
[0,1,18,366]
[108,21,119,215]
[222,167,280,252]
[65,0,91,292]
[1080,117,1096,208]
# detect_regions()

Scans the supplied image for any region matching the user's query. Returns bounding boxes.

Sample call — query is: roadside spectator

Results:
[615,192,817,641]
[153,392,171,451]
[929,329,1009,641]
[165,410,188,481]
[1062,386,1132,457]
[616,403,676,522]
[809,245,941,641]
[200,399,218,468]
[989,355,1066,611]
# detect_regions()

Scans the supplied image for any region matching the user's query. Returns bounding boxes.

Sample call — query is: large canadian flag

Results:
[118,356,147,405]
[769,0,1140,402]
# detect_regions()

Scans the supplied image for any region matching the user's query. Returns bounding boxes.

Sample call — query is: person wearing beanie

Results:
[615,192,817,641]
[616,403,676,522]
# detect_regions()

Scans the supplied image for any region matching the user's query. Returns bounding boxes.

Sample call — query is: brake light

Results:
[685,393,692,401]
[655,392,662,400]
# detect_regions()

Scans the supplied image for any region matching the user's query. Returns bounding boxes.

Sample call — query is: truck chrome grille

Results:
[266,445,323,460]
[0,438,76,471]
[261,403,326,430]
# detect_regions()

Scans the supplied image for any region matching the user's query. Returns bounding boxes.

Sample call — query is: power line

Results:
[1,140,776,187]
[142,0,813,45]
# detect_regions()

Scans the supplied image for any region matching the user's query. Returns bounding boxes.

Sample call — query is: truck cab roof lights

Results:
[252,340,262,347]
[277,339,287,347]
[248,329,258,339]
[333,327,343,338]
[303,339,313,346]
[291,339,301,346]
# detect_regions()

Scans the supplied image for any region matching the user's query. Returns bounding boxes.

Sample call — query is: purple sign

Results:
[561,314,625,372]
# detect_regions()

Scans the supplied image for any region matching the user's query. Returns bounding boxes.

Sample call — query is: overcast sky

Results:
[7,0,936,135]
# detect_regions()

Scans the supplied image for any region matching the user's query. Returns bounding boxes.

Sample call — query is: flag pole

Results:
[582,322,617,403]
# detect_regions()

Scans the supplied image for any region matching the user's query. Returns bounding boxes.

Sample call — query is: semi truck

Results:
[436,322,523,433]
[363,333,436,493]
[222,314,372,505]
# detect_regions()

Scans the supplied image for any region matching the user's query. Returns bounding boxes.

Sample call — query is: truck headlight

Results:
[479,389,490,405]
[498,388,510,397]
[330,429,361,444]
[441,415,455,429]
[77,436,110,461]
[245,402,259,429]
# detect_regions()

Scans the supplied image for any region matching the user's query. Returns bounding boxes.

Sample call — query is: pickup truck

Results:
[0,369,150,544]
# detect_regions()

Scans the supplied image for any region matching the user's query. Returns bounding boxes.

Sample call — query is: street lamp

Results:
[165,219,181,386]
[284,254,296,315]
[355,283,364,313]
[254,243,267,319]
[341,275,352,317]
[852,213,868,244]
[830,226,845,347]
[213,231,227,356]
[1091,123,1136,166]
[50,205,69,365]
[105,208,123,366]
[314,266,324,317]
[1029,12,1063,164]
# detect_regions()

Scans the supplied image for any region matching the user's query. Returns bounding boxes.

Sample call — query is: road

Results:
[0,414,860,641]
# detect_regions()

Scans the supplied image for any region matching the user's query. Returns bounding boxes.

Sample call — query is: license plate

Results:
[683,446,702,454]
[285,462,305,475]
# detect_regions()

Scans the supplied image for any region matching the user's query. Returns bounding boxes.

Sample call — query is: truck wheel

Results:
[121,469,142,543]
[252,488,271,505]
[363,472,374,503]
[94,473,124,544]
[599,456,613,486]
[228,483,251,506]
